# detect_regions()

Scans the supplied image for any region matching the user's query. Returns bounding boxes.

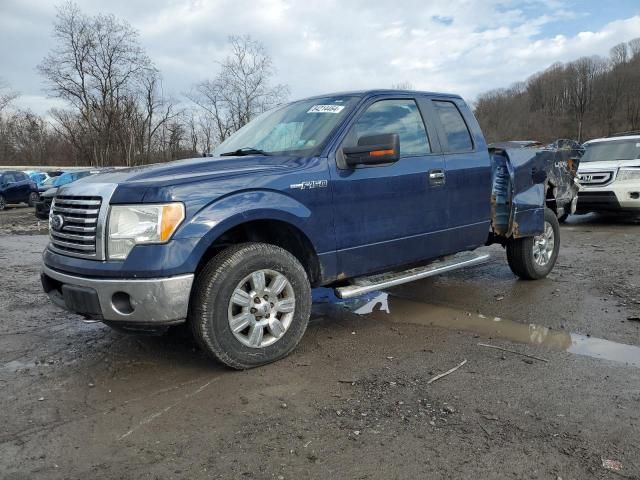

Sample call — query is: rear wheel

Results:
[28,192,38,207]
[189,242,311,369]
[507,208,560,280]
[0,195,6,211]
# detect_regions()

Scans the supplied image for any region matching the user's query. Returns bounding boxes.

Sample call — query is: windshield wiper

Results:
[220,147,270,157]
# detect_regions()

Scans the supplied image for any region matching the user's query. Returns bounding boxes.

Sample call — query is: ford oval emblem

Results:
[50,214,64,231]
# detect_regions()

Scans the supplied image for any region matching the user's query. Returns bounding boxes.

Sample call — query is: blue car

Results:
[0,170,38,210]
[35,170,108,219]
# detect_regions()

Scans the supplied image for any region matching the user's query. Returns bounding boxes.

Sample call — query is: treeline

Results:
[0,2,287,167]
[475,38,640,144]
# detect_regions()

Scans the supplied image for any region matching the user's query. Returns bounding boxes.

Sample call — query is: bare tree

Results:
[610,43,629,66]
[139,71,178,163]
[37,2,178,166]
[629,38,640,59]
[565,57,604,142]
[189,35,289,147]
[475,37,640,143]
[0,78,18,115]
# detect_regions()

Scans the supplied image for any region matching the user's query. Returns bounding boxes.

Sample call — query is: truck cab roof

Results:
[301,89,463,101]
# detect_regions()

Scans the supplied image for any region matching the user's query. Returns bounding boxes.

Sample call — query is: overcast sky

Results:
[1,0,640,115]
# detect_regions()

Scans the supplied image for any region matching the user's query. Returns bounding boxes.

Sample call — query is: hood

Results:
[72,155,298,189]
[42,187,58,198]
[578,159,640,171]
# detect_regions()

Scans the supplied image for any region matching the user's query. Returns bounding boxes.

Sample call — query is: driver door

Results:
[328,97,448,278]
[2,172,19,203]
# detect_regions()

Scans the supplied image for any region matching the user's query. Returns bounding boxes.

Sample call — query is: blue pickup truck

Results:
[41,90,559,369]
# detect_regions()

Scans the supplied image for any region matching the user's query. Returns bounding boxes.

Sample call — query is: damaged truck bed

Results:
[490,145,581,240]
[490,143,582,228]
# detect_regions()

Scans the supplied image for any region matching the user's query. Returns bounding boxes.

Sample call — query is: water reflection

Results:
[313,289,640,368]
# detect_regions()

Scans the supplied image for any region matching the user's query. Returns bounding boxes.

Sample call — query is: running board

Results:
[334,252,490,299]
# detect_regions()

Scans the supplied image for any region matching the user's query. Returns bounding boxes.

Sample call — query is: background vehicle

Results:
[35,169,111,219]
[0,170,38,210]
[576,134,640,215]
[41,90,560,369]
[27,171,62,187]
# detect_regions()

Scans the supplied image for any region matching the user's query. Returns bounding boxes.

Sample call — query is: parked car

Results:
[35,169,109,220]
[489,139,582,222]
[0,170,38,210]
[24,170,64,188]
[41,89,560,369]
[27,171,50,187]
[37,171,70,194]
[575,134,640,214]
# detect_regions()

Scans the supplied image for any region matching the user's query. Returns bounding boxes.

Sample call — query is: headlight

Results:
[616,168,640,181]
[107,203,185,260]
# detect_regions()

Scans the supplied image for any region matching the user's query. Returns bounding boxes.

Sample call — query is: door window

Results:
[3,173,17,184]
[344,99,431,157]
[433,101,474,152]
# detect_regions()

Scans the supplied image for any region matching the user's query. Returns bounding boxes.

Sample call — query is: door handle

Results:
[429,169,446,185]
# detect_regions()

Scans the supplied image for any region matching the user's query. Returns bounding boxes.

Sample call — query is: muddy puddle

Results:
[312,289,640,368]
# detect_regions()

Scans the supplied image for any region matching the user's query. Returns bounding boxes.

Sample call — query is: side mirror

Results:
[342,133,400,167]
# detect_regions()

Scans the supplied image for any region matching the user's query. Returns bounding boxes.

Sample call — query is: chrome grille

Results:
[49,196,102,258]
[578,171,614,186]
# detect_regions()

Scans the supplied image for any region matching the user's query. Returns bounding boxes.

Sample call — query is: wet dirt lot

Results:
[1,206,640,479]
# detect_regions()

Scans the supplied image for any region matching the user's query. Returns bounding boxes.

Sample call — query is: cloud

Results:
[1,0,639,116]
[432,15,454,26]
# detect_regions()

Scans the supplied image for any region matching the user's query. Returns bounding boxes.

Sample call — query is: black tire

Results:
[506,208,560,280]
[0,195,6,211]
[189,242,311,369]
[28,191,39,207]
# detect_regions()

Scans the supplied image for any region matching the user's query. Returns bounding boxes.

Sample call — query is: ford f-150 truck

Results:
[41,90,560,369]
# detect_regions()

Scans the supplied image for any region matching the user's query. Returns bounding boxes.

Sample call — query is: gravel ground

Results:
[1,209,640,479]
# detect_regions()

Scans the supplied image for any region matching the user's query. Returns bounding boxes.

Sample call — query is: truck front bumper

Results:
[41,264,194,325]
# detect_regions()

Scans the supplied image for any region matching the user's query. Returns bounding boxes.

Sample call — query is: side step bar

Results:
[335,252,490,299]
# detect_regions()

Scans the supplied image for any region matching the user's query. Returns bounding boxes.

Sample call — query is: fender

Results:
[174,189,333,275]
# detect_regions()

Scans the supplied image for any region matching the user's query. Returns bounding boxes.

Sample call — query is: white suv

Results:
[576,135,640,214]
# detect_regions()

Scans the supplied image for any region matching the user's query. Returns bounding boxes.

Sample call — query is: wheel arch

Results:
[194,218,322,286]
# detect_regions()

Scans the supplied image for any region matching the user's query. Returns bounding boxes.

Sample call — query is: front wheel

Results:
[189,242,311,369]
[506,208,560,280]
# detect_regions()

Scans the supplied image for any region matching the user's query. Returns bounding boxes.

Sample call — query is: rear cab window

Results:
[432,100,474,153]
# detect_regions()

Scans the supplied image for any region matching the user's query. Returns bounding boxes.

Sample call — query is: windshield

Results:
[582,139,640,162]
[213,95,360,157]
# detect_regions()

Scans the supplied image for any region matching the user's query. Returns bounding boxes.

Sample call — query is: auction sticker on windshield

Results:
[307,105,345,113]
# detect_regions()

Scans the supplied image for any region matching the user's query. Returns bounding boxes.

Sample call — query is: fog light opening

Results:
[629,192,639,200]
[112,292,134,315]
